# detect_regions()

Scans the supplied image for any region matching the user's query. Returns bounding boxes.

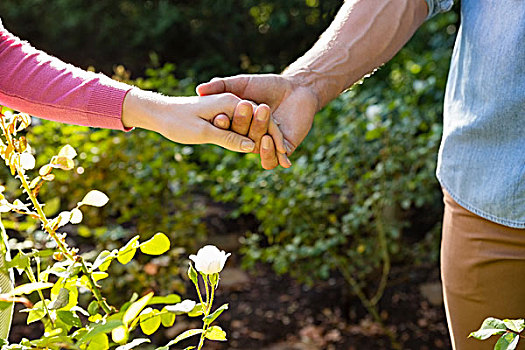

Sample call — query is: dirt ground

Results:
[199,263,450,350]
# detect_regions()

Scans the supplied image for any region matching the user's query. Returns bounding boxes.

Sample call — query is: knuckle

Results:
[261,149,275,161]
[224,132,239,147]
[223,92,240,103]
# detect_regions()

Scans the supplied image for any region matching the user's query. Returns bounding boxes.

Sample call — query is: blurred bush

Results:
[0,0,341,81]
[0,1,458,303]
[193,10,458,287]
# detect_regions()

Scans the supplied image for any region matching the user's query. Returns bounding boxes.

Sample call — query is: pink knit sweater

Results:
[0,24,132,131]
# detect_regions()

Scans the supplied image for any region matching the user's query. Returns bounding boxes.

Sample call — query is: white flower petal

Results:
[190,245,230,274]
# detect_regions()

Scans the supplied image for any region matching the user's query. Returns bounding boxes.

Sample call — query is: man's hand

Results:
[197,74,318,170]
[197,0,428,169]
[212,100,291,169]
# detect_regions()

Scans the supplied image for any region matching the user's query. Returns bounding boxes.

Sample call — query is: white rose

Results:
[189,245,230,275]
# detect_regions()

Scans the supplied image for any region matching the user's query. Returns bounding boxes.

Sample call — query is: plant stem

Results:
[78,258,112,314]
[206,276,215,315]
[193,277,206,311]
[15,162,73,261]
[197,275,215,350]
[3,122,112,315]
[25,266,54,327]
[334,258,401,350]
[370,201,391,306]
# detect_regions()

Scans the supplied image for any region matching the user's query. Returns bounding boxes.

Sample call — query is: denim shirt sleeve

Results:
[424,0,454,19]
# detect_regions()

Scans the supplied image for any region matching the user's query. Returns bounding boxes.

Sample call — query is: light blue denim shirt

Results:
[427,0,525,228]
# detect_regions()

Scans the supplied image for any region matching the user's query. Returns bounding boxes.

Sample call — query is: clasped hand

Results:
[123,74,318,170]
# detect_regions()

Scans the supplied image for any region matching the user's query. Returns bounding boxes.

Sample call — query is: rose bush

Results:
[0,106,230,349]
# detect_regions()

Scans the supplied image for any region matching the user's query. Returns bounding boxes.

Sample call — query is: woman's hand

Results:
[122,88,262,153]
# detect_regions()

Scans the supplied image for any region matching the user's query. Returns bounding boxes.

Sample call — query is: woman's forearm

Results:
[283,0,428,111]
[0,26,132,130]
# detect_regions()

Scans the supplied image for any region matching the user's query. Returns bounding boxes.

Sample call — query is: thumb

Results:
[204,125,255,153]
[197,76,250,97]
[197,79,227,96]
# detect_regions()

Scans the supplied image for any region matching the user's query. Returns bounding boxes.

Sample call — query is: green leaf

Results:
[165,300,196,315]
[139,308,161,335]
[80,190,109,207]
[149,294,181,305]
[92,250,113,271]
[188,303,205,317]
[365,127,385,141]
[26,300,46,324]
[161,329,204,348]
[111,325,129,345]
[7,251,30,271]
[86,333,108,350]
[140,232,170,255]
[12,282,53,296]
[58,144,77,159]
[115,338,151,350]
[76,319,123,345]
[495,332,519,350]
[48,288,69,310]
[57,310,82,328]
[69,208,83,224]
[470,317,507,340]
[208,273,218,288]
[29,334,75,348]
[88,300,99,316]
[205,325,227,341]
[50,278,78,311]
[203,303,228,325]
[123,292,154,326]
[503,319,525,333]
[117,235,140,265]
[188,263,198,286]
[92,272,109,282]
[160,308,175,327]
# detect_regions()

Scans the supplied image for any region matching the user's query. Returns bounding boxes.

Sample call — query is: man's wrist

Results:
[281,70,324,112]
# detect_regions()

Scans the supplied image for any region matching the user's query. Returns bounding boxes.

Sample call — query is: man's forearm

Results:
[283,0,428,111]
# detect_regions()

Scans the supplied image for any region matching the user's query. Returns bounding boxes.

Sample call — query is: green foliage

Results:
[0,0,342,81]
[195,11,457,290]
[23,120,207,248]
[470,317,524,350]
[0,108,229,349]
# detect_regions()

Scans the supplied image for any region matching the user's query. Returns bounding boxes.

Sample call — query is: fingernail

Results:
[284,140,293,154]
[262,137,271,149]
[241,140,255,152]
[238,104,251,117]
[283,155,292,168]
[257,111,268,122]
[214,119,225,128]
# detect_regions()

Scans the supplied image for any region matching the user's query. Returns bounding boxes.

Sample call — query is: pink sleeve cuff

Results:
[0,26,133,131]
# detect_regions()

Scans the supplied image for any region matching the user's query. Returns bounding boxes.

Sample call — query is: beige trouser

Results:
[441,190,525,350]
